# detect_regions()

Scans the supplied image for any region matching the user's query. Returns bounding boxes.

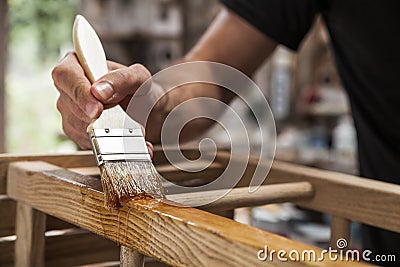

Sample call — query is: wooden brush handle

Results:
[73,15,108,83]
[72,15,140,130]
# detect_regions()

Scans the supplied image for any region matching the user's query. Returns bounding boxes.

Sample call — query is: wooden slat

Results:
[0,196,76,237]
[168,182,314,211]
[0,229,119,267]
[0,151,95,193]
[6,161,369,266]
[68,160,224,185]
[15,202,46,267]
[68,161,225,191]
[268,161,400,233]
[0,147,214,193]
[215,152,400,233]
[0,148,209,194]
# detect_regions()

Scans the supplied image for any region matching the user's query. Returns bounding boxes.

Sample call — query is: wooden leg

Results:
[15,202,46,267]
[120,245,144,267]
[330,215,351,250]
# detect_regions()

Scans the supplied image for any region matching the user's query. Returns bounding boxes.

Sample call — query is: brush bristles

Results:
[100,161,165,209]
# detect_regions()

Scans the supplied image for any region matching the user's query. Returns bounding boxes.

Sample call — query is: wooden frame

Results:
[2,148,397,266]
[6,161,328,266]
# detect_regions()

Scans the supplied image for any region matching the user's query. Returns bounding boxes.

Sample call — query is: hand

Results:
[52,52,154,156]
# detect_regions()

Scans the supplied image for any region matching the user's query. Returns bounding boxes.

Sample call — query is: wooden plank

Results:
[168,182,314,211]
[266,161,400,233]
[68,161,225,191]
[0,0,7,153]
[6,161,369,266]
[213,152,400,233]
[68,163,225,191]
[0,151,95,193]
[0,229,119,267]
[68,160,224,184]
[0,196,76,237]
[120,246,144,267]
[0,148,209,193]
[0,147,213,193]
[15,202,46,267]
[330,216,351,251]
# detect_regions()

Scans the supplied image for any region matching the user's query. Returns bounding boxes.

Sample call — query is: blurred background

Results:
[0,0,359,249]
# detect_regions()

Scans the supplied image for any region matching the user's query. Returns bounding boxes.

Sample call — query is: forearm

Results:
[144,8,277,143]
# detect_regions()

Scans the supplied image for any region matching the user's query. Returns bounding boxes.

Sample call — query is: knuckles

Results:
[53,52,93,149]
[56,97,63,113]
[131,63,151,83]
[70,80,89,105]
[51,65,66,89]
[53,55,153,150]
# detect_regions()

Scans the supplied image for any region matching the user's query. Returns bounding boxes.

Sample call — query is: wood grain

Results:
[15,202,46,267]
[7,161,369,266]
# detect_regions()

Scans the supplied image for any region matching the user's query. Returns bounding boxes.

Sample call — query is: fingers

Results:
[52,52,101,147]
[146,141,154,159]
[52,52,152,149]
[57,92,92,124]
[90,63,151,105]
[56,94,91,149]
[141,126,153,158]
[52,52,103,119]
[107,60,125,71]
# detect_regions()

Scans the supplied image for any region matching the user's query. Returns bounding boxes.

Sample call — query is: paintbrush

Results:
[73,15,164,209]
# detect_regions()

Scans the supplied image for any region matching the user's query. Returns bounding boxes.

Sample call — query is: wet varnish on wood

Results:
[6,160,370,267]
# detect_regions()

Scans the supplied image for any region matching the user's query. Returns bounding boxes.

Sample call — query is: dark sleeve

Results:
[220,0,320,50]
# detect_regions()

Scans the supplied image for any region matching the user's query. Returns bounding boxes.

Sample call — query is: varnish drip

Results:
[100,161,165,209]
[116,195,164,246]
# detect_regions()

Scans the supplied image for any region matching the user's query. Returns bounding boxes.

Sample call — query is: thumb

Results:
[90,63,151,105]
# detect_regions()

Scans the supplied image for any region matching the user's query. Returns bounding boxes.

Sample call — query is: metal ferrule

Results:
[88,128,151,166]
